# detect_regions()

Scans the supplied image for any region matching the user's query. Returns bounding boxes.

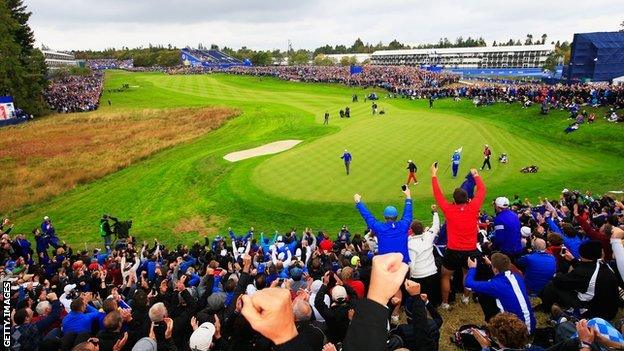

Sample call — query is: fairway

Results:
[8,70,624,246]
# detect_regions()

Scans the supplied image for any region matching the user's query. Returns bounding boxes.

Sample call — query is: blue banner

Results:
[349,65,363,75]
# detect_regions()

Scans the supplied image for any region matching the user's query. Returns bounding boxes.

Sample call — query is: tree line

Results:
[0,0,48,116]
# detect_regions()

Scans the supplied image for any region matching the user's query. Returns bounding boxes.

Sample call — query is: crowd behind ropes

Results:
[44,72,104,113]
[162,65,624,110]
[4,164,624,351]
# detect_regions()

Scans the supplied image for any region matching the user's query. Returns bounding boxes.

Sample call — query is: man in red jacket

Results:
[431,163,486,309]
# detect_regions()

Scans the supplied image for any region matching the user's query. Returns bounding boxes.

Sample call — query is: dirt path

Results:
[223,140,302,162]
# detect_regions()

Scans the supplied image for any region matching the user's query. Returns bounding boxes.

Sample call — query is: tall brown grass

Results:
[0,107,237,213]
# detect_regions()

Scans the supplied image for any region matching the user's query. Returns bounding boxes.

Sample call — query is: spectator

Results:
[465,253,536,334]
[516,238,557,295]
[354,186,412,263]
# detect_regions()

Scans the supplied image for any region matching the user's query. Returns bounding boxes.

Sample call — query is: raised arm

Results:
[354,195,378,230]
[471,170,486,208]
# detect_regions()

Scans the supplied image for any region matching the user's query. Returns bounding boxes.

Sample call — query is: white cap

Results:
[521,226,532,238]
[485,144,489,147]
[344,149,348,152]
[562,188,570,194]
[189,322,216,351]
[63,283,77,294]
[408,160,412,163]
[331,285,347,301]
[495,197,510,208]
[43,216,50,221]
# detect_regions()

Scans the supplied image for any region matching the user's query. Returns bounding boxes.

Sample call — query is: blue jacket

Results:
[356,199,413,263]
[516,251,557,294]
[547,218,585,258]
[465,268,536,334]
[452,152,461,164]
[62,304,101,334]
[179,256,196,274]
[341,152,352,163]
[493,209,523,256]
[146,260,158,282]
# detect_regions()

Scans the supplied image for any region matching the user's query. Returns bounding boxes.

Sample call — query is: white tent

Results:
[614,76,624,85]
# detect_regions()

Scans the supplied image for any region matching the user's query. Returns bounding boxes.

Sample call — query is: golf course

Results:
[4,70,623,246]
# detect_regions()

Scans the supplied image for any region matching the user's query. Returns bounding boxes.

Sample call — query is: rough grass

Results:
[0,107,237,212]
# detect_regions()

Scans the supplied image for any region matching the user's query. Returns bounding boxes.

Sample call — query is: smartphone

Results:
[560,246,567,256]
[434,161,438,168]
[401,185,407,191]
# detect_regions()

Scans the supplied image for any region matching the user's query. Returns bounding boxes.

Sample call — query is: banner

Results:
[0,96,15,120]
[349,65,363,75]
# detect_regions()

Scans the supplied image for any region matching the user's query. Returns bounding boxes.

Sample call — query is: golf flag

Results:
[349,65,363,75]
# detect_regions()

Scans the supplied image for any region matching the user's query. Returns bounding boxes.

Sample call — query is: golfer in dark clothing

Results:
[406,160,418,185]
[429,95,435,108]
[481,144,492,170]
[341,149,352,175]
[324,112,329,125]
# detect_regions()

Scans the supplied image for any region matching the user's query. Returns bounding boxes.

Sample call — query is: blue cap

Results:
[383,206,398,218]
[257,263,266,274]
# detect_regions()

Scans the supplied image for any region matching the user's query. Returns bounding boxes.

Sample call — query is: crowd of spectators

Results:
[86,60,134,70]
[44,73,104,113]
[4,163,624,351]
[163,65,624,111]
[166,65,459,92]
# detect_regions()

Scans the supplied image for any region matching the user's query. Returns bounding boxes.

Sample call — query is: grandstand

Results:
[42,50,78,70]
[180,48,247,68]
[370,44,554,77]
[567,31,624,82]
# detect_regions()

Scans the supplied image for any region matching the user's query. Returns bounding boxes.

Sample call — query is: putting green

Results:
[8,70,623,245]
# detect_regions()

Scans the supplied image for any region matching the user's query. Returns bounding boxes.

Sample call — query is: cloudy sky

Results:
[26,0,624,51]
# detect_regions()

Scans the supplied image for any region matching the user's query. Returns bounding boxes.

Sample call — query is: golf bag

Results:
[520,165,539,173]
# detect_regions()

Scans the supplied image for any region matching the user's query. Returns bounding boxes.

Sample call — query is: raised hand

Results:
[367,253,409,306]
[241,288,298,345]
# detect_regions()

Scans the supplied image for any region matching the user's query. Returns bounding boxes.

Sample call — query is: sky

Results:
[25,0,624,51]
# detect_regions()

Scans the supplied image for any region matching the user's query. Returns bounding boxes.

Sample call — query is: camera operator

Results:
[100,214,118,249]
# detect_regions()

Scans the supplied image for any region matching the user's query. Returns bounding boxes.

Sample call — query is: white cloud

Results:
[25,0,624,51]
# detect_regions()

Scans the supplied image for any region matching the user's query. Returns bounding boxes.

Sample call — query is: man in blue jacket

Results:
[354,186,412,263]
[465,253,536,334]
[341,149,352,175]
[516,238,557,295]
[492,197,523,259]
[62,293,102,334]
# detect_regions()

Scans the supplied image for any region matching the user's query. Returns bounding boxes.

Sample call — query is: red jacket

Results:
[432,175,486,251]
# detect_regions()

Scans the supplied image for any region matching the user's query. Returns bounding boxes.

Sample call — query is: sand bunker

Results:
[223,140,302,162]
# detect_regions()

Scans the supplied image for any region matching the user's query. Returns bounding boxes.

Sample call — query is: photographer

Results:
[100,214,118,248]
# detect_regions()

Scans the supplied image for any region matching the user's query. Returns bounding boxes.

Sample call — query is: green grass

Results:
[9,70,624,247]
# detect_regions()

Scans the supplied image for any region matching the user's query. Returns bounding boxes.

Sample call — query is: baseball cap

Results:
[520,226,532,238]
[383,206,398,218]
[562,188,570,194]
[189,322,216,351]
[408,160,412,163]
[63,283,77,294]
[495,197,510,208]
[331,285,347,302]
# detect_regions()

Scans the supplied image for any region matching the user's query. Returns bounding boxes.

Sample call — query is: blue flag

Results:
[349,65,363,75]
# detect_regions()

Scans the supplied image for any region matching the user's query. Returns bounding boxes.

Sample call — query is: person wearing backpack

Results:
[11,292,61,351]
